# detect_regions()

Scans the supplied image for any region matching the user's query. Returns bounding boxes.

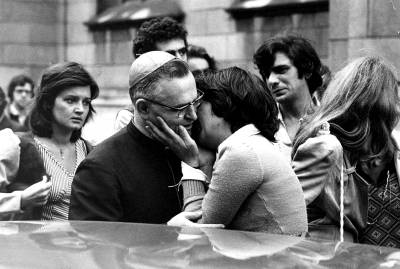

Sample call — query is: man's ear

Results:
[135,99,150,115]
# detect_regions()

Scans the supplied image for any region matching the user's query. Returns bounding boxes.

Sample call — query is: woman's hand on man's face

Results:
[145,116,200,167]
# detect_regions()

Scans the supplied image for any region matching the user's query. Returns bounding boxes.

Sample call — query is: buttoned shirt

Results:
[275,98,320,161]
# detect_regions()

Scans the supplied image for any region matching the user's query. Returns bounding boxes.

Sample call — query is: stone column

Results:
[0,0,61,86]
[329,0,400,74]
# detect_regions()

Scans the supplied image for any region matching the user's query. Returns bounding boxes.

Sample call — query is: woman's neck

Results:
[51,125,73,145]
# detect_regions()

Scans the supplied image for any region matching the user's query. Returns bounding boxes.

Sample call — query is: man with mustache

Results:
[253,35,323,159]
[69,51,201,223]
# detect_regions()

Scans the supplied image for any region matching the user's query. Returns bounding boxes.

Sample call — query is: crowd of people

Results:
[1,16,400,249]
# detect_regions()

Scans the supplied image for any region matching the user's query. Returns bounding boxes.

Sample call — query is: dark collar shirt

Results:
[69,122,183,223]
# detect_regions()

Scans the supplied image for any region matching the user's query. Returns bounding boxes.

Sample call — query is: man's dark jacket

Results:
[69,122,183,223]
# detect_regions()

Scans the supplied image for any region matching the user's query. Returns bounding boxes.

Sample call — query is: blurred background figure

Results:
[114,105,134,132]
[132,16,188,60]
[7,62,99,220]
[187,44,217,76]
[0,128,51,220]
[4,74,35,131]
[0,86,23,131]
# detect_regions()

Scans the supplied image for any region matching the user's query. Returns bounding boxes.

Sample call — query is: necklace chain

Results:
[59,148,64,161]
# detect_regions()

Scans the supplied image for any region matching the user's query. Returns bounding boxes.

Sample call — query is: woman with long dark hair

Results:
[8,62,99,220]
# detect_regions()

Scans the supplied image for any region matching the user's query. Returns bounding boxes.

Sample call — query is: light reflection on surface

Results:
[0,221,399,268]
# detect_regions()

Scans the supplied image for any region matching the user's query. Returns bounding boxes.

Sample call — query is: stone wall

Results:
[329,0,400,74]
[63,0,330,102]
[181,0,329,74]
[1,0,398,143]
[0,0,61,89]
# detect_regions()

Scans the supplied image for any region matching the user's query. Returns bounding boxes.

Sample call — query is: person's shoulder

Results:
[13,131,36,149]
[114,108,134,132]
[85,129,130,160]
[0,115,22,132]
[308,131,341,153]
[217,133,265,164]
[0,128,20,154]
[294,125,342,163]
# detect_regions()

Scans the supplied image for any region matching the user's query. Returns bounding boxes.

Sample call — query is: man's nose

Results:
[268,73,279,88]
[184,104,197,121]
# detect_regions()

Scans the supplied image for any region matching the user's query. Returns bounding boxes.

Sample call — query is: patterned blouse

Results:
[34,138,87,220]
[360,168,400,248]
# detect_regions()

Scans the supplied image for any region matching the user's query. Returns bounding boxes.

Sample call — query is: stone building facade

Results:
[0,0,398,142]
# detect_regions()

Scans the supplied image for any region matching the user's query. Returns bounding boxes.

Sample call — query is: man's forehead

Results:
[15,83,33,90]
[157,73,195,88]
[156,74,196,97]
[272,52,293,66]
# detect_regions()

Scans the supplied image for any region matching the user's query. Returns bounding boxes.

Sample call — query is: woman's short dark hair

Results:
[7,74,35,101]
[30,62,99,142]
[196,67,279,141]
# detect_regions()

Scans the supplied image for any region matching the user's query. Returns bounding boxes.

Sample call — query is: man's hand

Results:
[21,179,51,209]
[146,117,200,167]
[167,211,225,228]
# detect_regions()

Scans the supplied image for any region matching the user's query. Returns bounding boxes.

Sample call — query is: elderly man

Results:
[69,51,202,223]
[253,35,322,159]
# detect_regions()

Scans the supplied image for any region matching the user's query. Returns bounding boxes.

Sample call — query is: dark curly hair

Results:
[132,16,187,58]
[253,35,322,95]
[30,62,99,142]
[195,67,279,142]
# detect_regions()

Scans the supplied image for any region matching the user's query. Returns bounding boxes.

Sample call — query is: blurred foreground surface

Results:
[1,221,400,268]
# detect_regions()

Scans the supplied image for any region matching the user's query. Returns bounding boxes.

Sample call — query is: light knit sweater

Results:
[188,124,308,234]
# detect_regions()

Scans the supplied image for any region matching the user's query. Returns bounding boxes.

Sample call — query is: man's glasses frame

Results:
[14,89,33,95]
[139,89,204,118]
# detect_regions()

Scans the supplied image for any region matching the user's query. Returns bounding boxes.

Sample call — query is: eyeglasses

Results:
[15,89,32,95]
[165,47,187,58]
[141,90,204,118]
